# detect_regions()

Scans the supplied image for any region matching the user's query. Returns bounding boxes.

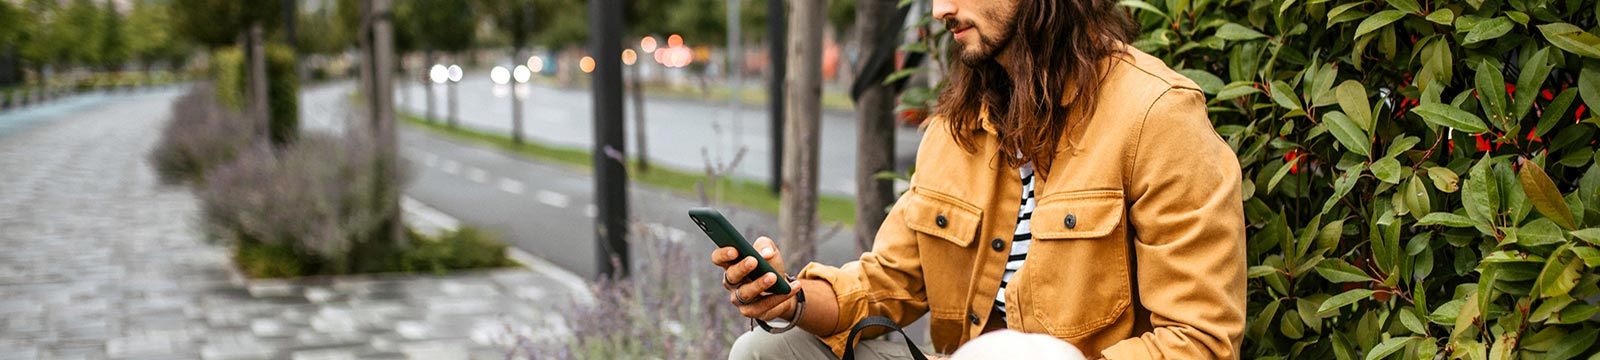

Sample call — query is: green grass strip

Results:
[399,113,857,226]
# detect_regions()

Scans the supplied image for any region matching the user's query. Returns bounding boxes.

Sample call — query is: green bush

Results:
[211,43,299,145]
[1111,0,1600,357]
[146,84,257,185]
[400,227,512,275]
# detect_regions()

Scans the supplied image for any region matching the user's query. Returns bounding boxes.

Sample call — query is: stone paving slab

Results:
[0,90,581,359]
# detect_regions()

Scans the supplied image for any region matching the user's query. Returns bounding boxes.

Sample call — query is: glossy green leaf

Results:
[1538,23,1600,59]
[1316,258,1374,283]
[1364,336,1414,360]
[1405,175,1432,220]
[1535,88,1578,137]
[1355,10,1406,39]
[1428,167,1460,193]
[1418,213,1478,228]
[1572,246,1600,267]
[1474,59,1507,122]
[1336,80,1373,131]
[1372,157,1402,184]
[1582,64,1600,119]
[1513,47,1554,121]
[1521,160,1579,230]
[1217,23,1268,41]
[1518,218,1567,247]
[1534,247,1582,298]
[1319,288,1375,313]
[1425,9,1454,25]
[1413,103,1490,133]
[1398,309,1427,335]
[1463,17,1514,45]
[1571,228,1600,246]
[1215,81,1263,101]
[1323,111,1371,157]
[1176,69,1224,95]
[1117,0,1169,19]
[1270,80,1303,111]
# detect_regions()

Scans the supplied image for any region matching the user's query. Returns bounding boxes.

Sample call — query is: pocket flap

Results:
[1030,190,1125,239]
[903,188,983,247]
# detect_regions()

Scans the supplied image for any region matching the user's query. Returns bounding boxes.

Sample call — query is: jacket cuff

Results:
[797,262,863,359]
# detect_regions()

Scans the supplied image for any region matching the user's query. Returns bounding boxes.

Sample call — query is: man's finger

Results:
[711,247,741,267]
[753,236,775,256]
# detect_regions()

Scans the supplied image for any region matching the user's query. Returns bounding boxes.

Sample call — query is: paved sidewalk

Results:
[0,89,583,359]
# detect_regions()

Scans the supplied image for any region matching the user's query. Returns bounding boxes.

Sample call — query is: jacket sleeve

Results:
[1099,87,1248,360]
[797,188,931,359]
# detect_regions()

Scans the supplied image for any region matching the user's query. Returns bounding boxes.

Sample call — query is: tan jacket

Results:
[797,46,1246,359]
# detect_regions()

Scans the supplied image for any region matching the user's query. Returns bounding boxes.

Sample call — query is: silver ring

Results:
[735,290,755,305]
[724,273,741,288]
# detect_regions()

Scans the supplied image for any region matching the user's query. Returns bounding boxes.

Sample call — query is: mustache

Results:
[944,18,973,32]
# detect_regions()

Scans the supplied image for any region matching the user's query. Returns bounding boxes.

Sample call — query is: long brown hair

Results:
[935,0,1134,179]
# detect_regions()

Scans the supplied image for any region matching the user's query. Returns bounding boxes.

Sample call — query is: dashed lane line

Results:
[498,178,525,195]
[535,190,570,209]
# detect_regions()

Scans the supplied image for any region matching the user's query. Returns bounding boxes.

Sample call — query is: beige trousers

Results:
[727,329,1086,360]
[727,329,920,360]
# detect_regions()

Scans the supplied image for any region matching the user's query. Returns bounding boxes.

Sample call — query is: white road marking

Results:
[535,190,570,209]
[467,167,489,183]
[441,160,460,174]
[497,178,525,194]
[423,152,438,167]
[401,196,460,236]
[584,204,597,218]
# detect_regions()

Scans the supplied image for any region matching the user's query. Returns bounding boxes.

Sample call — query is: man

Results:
[714,0,1246,358]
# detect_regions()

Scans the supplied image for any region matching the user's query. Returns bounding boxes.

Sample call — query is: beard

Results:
[947,10,1017,65]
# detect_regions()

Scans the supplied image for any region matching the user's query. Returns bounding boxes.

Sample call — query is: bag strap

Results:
[842,316,929,360]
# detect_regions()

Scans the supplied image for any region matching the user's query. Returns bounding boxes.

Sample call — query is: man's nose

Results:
[931,0,956,20]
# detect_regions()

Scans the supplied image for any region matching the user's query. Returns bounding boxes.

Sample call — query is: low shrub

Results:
[513,225,746,359]
[399,226,513,275]
[146,84,256,185]
[198,131,396,274]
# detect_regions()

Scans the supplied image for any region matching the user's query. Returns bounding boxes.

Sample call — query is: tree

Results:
[476,0,536,144]
[779,0,824,266]
[98,0,128,71]
[355,0,402,272]
[397,0,475,126]
[849,0,898,252]
[172,0,285,140]
[125,0,195,73]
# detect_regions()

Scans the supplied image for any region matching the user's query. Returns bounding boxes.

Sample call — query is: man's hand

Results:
[711,236,798,322]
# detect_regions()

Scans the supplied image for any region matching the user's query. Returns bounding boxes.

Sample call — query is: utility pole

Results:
[726,0,742,158]
[779,0,823,266]
[766,0,786,195]
[591,0,630,279]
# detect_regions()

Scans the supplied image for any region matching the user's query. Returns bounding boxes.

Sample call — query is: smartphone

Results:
[688,207,793,294]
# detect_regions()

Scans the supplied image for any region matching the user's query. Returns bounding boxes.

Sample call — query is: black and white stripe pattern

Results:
[996,162,1035,315]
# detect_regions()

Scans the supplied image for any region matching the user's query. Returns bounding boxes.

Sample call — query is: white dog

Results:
[948,330,1088,360]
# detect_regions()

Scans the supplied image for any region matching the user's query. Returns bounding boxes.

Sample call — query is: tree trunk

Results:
[779,0,825,266]
[425,48,436,122]
[248,23,271,142]
[629,61,648,173]
[355,0,403,273]
[511,47,525,144]
[448,55,459,128]
[852,0,899,253]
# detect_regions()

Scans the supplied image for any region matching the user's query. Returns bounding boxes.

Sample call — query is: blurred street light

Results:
[447,65,464,83]
[640,36,658,53]
[667,34,684,48]
[622,49,637,66]
[528,56,545,73]
[491,66,511,85]
[580,56,596,73]
[513,65,532,83]
[430,64,449,84]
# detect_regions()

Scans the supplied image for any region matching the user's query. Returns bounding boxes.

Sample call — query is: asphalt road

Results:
[301,82,864,280]
[394,72,922,196]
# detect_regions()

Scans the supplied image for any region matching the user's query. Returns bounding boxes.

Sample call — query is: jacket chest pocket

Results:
[1014,190,1132,339]
[902,188,982,319]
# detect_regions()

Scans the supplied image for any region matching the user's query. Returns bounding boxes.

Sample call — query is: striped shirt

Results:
[996,162,1035,315]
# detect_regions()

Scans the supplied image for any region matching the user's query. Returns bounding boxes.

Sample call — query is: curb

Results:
[400,196,594,305]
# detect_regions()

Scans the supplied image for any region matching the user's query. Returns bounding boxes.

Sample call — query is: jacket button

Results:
[935,215,949,228]
[991,238,1004,251]
[968,313,981,325]
[1064,214,1077,229]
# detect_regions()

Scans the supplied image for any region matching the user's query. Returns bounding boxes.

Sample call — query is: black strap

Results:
[842,316,929,360]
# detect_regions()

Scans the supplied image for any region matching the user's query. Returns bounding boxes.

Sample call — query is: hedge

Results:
[211,43,298,146]
[1115,0,1600,357]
